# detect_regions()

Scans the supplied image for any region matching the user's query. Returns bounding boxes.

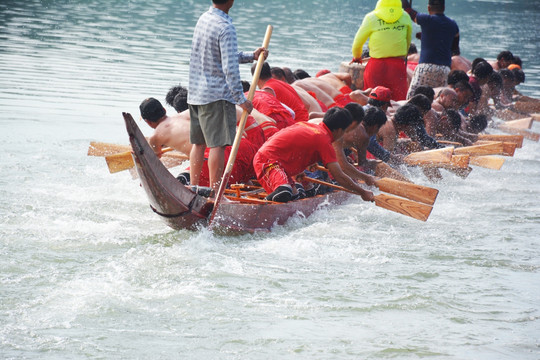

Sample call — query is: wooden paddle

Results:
[503,117,533,129]
[208,25,273,227]
[88,142,132,157]
[448,154,470,169]
[304,177,433,222]
[470,156,505,170]
[436,139,463,146]
[477,134,523,148]
[403,147,454,167]
[473,141,517,156]
[105,147,187,173]
[453,142,507,156]
[315,165,438,205]
[497,124,540,142]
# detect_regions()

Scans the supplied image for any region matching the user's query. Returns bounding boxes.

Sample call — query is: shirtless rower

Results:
[139,97,193,156]
[428,88,479,143]
[489,50,514,71]
[377,103,442,153]
[343,106,390,172]
[433,81,473,112]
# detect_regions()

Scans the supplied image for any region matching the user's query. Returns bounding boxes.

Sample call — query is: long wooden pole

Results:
[208,25,273,227]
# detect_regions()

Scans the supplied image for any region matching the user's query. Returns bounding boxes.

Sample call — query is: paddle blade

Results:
[88,142,132,157]
[449,154,470,169]
[474,141,517,156]
[404,147,454,167]
[376,178,438,206]
[477,134,523,148]
[497,124,540,142]
[470,156,505,170]
[374,193,433,222]
[503,117,533,129]
[105,151,135,173]
[453,142,506,156]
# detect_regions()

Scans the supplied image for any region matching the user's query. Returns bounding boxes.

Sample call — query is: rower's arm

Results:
[327,162,374,202]
[452,33,461,56]
[332,140,376,186]
[401,0,418,22]
[148,134,164,157]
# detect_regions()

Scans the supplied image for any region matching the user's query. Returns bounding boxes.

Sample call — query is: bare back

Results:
[151,111,192,156]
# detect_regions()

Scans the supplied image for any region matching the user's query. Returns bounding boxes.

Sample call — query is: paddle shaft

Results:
[209,25,273,227]
[315,165,438,205]
[304,177,432,221]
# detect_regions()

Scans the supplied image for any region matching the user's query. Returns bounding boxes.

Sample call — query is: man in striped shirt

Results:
[187,0,267,193]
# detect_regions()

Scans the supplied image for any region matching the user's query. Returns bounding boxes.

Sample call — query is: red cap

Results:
[316,69,331,77]
[369,86,392,102]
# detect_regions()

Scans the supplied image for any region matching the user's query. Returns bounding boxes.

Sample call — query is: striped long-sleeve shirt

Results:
[187,7,254,106]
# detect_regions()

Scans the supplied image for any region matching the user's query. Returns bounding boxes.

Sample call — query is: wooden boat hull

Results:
[124,113,353,234]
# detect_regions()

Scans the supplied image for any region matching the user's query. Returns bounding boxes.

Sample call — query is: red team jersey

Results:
[199,139,258,187]
[250,90,295,129]
[263,78,310,123]
[253,122,337,192]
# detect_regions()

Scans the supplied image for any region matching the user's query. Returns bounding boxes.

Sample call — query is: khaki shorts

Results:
[189,100,236,148]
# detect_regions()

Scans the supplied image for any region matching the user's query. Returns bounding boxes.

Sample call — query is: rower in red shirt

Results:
[197,138,258,188]
[253,107,374,203]
[249,89,295,129]
[254,62,310,123]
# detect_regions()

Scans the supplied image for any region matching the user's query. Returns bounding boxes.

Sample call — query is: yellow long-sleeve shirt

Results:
[352,1,412,59]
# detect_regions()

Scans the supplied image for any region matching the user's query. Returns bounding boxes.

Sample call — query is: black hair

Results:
[241,80,251,93]
[470,57,487,72]
[497,50,514,62]
[254,61,272,80]
[343,102,365,123]
[408,43,418,55]
[140,98,166,122]
[468,114,488,133]
[363,106,387,128]
[322,107,353,131]
[165,84,187,108]
[212,0,229,4]
[472,61,494,80]
[367,98,388,108]
[453,80,474,94]
[393,103,423,126]
[408,94,432,112]
[487,72,503,87]
[282,67,297,83]
[499,68,515,81]
[172,93,188,113]
[513,56,522,67]
[294,69,310,79]
[271,67,286,80]
[413,86,435,103]
[512,68,525,84]
[447,70,469,86]
[445,109,462,131]
[428,0,445,12]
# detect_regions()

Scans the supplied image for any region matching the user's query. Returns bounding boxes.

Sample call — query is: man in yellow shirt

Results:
[352,0,412,101]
